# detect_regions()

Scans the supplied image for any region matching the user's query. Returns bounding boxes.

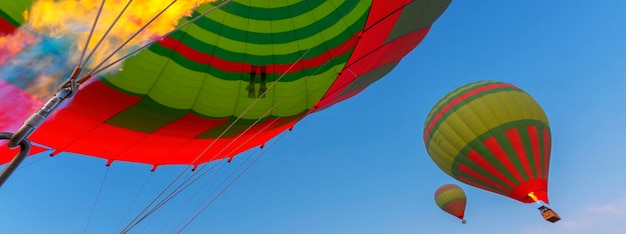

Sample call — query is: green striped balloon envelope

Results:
[434,184,467,223]
[0,0,452,168]
[424,81,552,204]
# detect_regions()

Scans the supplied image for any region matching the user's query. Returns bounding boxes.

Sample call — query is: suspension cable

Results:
[83,167,111,234]
[78,0,106,66]
[156,159,230,232]
[119,159,223,233]
[113,172,153,234]
[81,0,135,68]
[88,0,180,75]
[175,132,288,233]
[80,0,233,83]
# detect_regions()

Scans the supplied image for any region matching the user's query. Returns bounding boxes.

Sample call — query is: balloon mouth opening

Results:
[524,190,549,204]
[508,179,549,204]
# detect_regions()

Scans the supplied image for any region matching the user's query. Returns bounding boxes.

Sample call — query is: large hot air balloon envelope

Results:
[0,0,452,169]
[434,184,467,224]
[423,80,560,222]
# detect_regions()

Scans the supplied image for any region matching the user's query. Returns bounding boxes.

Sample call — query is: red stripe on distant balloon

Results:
[506,128,534,179]
[466,149,516,189]
[543,128,551,178]
[446,199,466,217]
[458,161,511,193]
[527,126,542,178]
[435,184,461,196]
[456,167,509,194]
[483,137,525,184]
[423,83,516,144]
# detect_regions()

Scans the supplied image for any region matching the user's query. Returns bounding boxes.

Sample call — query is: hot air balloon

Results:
[434,184,467,224]
[0,0,452,186]
[423,80,560,223]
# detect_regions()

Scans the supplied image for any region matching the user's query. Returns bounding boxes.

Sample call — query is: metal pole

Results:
[0,132,31,188]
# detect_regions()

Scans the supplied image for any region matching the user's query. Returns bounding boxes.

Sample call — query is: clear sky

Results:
[2,0,626,233]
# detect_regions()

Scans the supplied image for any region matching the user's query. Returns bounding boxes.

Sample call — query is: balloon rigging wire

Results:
[83,167,111,234]
[81,0,135,68]
[113,172,154,234]
[88,0,180,76]
[137,163,222,234]
[157,160,231,232]
[122,1,363,231]
[78,0,106,67]
[118,162,191,234]
[16,152,48,170]
[176,132,288,233]
[120,158,224,233]
[83,0,233,81]
[122,118,283,233]
[157,117,283,231]
[170,136,278,232]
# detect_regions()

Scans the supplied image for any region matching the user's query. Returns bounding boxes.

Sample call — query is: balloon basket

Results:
[538,206,560,223]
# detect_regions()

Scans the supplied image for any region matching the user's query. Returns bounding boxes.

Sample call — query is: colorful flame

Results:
[0,30,38,64]
[24,0,215,68]
[0,0,215,130]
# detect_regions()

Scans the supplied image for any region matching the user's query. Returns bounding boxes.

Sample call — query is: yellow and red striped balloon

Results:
[434,184,467,224]
[424,81,552,204]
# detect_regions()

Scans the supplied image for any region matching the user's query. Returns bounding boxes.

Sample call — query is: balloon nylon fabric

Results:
[424,81,552,204]
[0,0,452,166]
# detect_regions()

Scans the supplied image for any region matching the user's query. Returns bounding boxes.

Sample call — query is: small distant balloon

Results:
[434,184,467,224]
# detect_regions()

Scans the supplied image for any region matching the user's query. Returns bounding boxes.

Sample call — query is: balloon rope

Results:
[82,0,234,82]
[118,164,190,234]
[81,0,135,68]
[157,161,230,232]
[83,167,111,234]
[135,161,226,233]
[78,0,106,66]
[88,0,180,75]
[15,153,48,170]
[113,172,153,234]
[121,159,223,233]
[122,118,281,232]
[175,133,288,233]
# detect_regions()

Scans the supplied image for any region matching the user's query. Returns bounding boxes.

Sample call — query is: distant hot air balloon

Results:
[434,184,467,224]
[423,80,560,223]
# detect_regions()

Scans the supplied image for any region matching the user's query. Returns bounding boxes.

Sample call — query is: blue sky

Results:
[2,0,626,233]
